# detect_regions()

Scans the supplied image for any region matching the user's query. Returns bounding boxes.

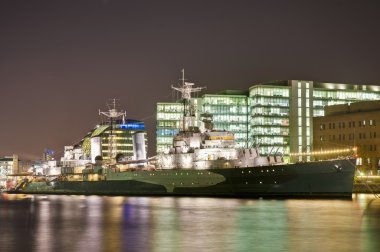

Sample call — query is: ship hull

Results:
[10,159,356,198]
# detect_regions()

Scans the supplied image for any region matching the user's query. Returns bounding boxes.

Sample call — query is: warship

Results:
[7,73,356,198]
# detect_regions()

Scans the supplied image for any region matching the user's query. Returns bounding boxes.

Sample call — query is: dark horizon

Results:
[1,0,380,160]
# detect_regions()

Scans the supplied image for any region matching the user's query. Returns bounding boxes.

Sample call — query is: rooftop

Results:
[324,100,380,116]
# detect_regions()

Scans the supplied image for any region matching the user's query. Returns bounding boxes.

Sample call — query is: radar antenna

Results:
[171,69,206,131]
[171,69,206,101]
[99,98,126,122]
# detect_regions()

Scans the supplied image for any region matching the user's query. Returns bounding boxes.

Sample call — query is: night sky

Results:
[1,0,380,160]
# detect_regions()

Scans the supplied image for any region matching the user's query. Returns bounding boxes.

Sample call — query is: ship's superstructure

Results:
[159,71,283,169]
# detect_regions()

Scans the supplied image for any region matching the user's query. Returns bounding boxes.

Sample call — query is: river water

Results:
[0,194,379,252]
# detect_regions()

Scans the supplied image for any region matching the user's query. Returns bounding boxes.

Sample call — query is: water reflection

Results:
[360,196,380,251]
[285,200,363,251]
[1,194,379,252]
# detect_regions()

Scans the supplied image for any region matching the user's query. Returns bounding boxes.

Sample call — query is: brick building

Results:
[313,100,380,175]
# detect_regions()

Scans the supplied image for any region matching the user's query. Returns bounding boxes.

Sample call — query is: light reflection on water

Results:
[1,194,379,252]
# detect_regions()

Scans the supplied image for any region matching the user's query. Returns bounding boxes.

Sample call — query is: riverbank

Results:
[353,176,380,193]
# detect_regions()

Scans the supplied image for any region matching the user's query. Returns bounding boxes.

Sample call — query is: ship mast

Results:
[99,99,126,161]
[171,69,206,131]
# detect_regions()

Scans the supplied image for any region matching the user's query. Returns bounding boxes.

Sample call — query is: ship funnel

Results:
[91,137,102,163]
[132,131,146,161]
[200,113,214,132]
[95,155,103,166]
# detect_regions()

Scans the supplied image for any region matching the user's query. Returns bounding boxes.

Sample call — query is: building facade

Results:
[0,155,18,188]
[156,102,184,153]
[157,80,380,163]
[202,91,249,148]
[249,82,291,160]
[313,101,380,175]
[42,149,55,161]
[79,119,148,162]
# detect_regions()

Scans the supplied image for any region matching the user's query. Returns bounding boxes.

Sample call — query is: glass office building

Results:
[80,119,147,160]
[156,92,248,152]
[253,81,380,162]
[156,80,380,163]
[202,91,249,148]
[249,83,290,160]
[156,102,184,153]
